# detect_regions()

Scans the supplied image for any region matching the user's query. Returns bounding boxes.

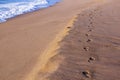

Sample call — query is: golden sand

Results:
[24,15,78,80]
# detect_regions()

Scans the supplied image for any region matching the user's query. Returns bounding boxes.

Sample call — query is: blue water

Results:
[0,0,61,23]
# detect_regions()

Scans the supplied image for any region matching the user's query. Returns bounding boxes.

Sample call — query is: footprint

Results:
[88,57,95,63]
[87,39,92,42]
[90,16,93,19]
[88,25,90,27]
[83,47,89,51]
[90,22,93,25]
[85,33,90,37]
[67,26,71,29]
[88,29,92,32]
[82,70,91,78]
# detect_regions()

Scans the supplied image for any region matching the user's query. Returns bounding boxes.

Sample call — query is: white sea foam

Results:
[0,0,60,23]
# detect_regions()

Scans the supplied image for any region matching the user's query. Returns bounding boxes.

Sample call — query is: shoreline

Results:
[0,0,107,24]
[0,0,61,23]
[0,0,110,80]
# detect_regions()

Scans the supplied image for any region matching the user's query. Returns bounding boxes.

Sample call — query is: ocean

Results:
[0,0,60,23]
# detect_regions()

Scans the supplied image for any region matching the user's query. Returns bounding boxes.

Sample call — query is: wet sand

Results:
[48,0,120,80]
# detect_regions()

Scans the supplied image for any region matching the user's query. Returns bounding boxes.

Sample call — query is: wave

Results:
[0,0,60,23]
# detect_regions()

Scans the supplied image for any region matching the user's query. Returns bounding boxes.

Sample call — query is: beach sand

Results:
[49,0,120,80]
[0,0,119,80]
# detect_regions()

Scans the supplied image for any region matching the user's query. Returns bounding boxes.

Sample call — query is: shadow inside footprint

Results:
[87,39,92,42]
[83,47,89,51]
[82,70,91,78]
[85,33,90,37]
[88,29,92,32]
[90,22,93,25]
[88,57,95,63]
[67,26,71,29]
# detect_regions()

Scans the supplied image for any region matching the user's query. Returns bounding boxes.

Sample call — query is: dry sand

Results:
[0,0,118,80]
[49,0,120,80]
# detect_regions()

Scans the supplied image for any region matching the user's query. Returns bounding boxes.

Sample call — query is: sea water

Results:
[0,0,61,23]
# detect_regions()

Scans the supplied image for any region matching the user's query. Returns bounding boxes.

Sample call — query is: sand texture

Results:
[0,0,119,80]
[48,0,120,80]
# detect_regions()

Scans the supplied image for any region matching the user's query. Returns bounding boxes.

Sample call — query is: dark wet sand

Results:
[48,1,120,80]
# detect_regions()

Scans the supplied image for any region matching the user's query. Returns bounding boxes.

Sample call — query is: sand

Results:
[0,0,119,80]
[48,0,120,80]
